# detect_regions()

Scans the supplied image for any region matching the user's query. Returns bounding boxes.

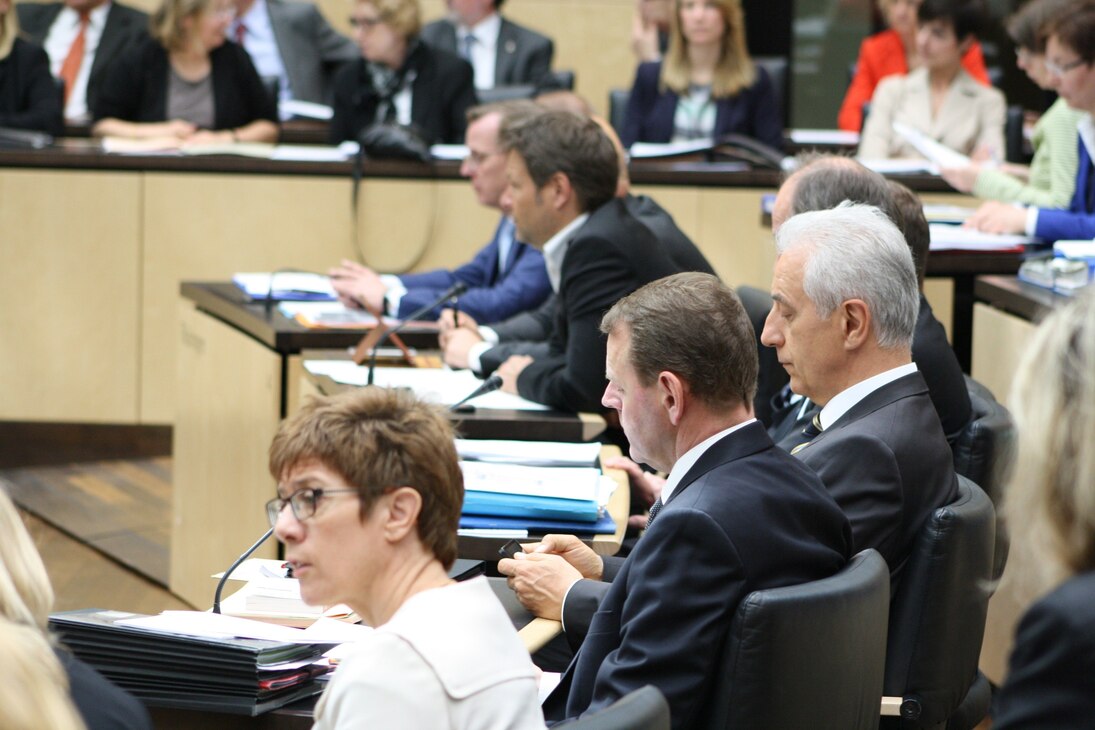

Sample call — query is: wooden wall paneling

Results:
[971,302,1035,407]
[170,301,283,608]
[0,169,141,422]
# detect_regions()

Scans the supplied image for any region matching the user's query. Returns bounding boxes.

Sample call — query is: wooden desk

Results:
[1,143,975,427]
[171,282,441,605]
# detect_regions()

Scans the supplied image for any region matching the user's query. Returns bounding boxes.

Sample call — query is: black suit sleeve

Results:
[92,42,148,122]
[0,41,63,136]
[994,589,1095,729]
[440,58,476,143]
[746,66,784,151]
[523,36,553,87]
[621,62,658,148]
[328,61,363,143]
[515,236,630,412]
[490,294,557,343]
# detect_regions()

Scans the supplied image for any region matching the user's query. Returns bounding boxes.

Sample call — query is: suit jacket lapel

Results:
[494,19,516,86]
[92,5,132,82]
[810,372,928,449]
[666,421,772,507]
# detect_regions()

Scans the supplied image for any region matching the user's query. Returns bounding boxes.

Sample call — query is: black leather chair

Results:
[952,376,1015,580]
[701,550,890,730]
[737,285,787,427]
[548,69,576,91]
[881,477,996,730]
[608,88,630,136]
[1004,104,1026,163]
[554,685,670,730]
[477,84,538,103]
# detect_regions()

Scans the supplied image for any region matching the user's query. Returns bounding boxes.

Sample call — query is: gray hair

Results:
[775,202,918,350]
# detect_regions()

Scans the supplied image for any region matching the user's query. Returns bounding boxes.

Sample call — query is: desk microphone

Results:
[449,374,503,412]
[366,281,467,386]
[212,528,275,614]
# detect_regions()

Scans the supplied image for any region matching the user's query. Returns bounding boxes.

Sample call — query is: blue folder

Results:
[462,490,600,523]
[460,513,617,535]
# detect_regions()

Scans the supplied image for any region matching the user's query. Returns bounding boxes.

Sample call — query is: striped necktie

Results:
[645,497,664,530]
[790,412,824,455]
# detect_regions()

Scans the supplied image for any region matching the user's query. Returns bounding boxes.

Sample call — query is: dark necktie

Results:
[790,412,824,455]
[646,497,664,530]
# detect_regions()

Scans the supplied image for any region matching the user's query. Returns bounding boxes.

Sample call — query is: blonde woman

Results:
[329,0,476,144]
[620,0,782,149]
[0,489,151,730]
[837,0,989,131]
[91,0,277,143]
[993,290,1095,728]
[0,0,63,135]
[0,620,85,730]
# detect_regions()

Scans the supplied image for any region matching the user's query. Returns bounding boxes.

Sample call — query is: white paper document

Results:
[460,461,602,502]
[929,223,1037,251]
[857,157,936,175]
[628,140,715,158]
[892,122,971,169]
[233,272,337,299]
[280,99,334,120]
[270,145,352,162]
[303,362,550,411]
[431,144,469,160]
[455,438,601,467]
[789,128,860,146]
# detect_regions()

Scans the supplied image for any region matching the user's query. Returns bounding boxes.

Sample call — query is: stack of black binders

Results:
[49,609,336,715]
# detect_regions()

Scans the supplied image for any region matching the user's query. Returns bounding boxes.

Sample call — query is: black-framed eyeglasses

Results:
[265,488,359,527]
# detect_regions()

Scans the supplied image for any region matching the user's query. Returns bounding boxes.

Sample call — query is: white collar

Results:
[1078,113,1095,164]
[458,12,501,48]
[661,419,757,504]
[541,212,590,292]
[240,0,269,25]
[60,2,110,27]
[818,362,918,431]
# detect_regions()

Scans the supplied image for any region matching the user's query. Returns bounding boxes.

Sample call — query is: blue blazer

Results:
[395,216,550,323]
[620,60,783,150]
[1036,136,1095,242]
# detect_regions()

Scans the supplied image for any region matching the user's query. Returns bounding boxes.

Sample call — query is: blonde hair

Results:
[0,1,19,60]
[149,0,211,51]
[1004,289,1095,597]
[660,0,755,98]
[357,0,420,39]
[0,620,85,730]
[0,489,55,633]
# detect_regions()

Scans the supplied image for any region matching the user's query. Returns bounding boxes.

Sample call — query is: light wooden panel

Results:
[0,169,141,422]
[971,302,1035,407]
[922,278,954,343]
[170,301,283,608]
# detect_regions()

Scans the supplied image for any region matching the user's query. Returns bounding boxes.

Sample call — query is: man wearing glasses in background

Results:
[329,101,552,323]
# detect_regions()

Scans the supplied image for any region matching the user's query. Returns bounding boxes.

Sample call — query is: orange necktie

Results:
[59,12,90,104]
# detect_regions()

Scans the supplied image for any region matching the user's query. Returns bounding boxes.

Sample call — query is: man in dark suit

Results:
[330,101,551,323]
[761,202,958,583]
[499,273,851,728]
[229,0,358,108]
[17,0,147,122]
[764,156,972,448]
[420,0,553,89]
[483,110,695,412]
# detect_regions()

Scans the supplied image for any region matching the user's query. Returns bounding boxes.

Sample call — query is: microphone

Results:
[212,528,275,614]
[366,281,468,386]
[450,374,503,412]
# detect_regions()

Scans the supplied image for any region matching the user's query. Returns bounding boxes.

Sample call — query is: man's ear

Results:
[841,299,872,350]
[549,171,574,212]
[658,371,687,426]
[383,487,421,543]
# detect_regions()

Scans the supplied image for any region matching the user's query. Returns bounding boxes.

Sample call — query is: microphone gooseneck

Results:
[212,528,275,614]
[450,374,504,412]
[366,281,468,386]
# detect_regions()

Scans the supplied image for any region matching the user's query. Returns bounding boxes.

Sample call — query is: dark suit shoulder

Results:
[107,1,149,24]
[995,572,1095,729]
[913,296,972,442]
[499,17,552,48]
[420,18,457,45]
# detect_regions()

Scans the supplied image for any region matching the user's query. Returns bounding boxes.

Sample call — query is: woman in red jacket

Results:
[837,0,989,131]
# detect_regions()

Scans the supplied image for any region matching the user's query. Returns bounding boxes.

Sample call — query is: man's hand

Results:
[328,259,387,312]
[603,455,666,530]
[528,534,604,580]
[497,355,534,394]
[441,327,485,369]
[438,308,479,335]
[964,201,1028,235]
[497,552,582,620]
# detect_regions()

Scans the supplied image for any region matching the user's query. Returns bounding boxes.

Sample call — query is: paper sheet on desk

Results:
[929,223,1037,251]
[789,129,860,146]
[892,122,971,169]
[270,145,352,162]
[628,140,715,158]
[431,143,469,160]
[304,361,550,410]
[456,438,601,467]
[857,157,936,175]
